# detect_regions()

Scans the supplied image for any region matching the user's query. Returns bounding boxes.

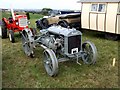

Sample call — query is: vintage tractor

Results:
[2,9,34,43]
[21,25,97,77]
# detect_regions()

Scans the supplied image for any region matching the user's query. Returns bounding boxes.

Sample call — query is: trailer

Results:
[78,0,120,39]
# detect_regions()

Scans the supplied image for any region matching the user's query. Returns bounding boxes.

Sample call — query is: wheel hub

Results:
[46,61,50,65]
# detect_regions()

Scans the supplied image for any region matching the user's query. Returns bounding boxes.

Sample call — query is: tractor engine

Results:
[39,26,82,57]
[40,34,63,51]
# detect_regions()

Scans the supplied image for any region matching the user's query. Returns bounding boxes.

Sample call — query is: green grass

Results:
[29,13,43,27]
[2,12,119,88]
[2,11,11,18]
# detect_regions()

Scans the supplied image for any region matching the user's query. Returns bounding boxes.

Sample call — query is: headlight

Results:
[16,22,18,25]
[27,21,30,25]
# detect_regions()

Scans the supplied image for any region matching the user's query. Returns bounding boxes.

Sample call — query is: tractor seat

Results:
[9,17,13,23]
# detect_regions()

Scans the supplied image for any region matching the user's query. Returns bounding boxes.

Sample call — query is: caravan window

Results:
[91,4,98,11]
[98,4,106,12]
[91,3,106,12]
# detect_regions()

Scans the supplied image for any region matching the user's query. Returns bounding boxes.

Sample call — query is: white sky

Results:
[0,0,81,10]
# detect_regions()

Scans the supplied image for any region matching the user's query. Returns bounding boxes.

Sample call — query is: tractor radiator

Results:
[68,35,81,54]
[19,17,28,27]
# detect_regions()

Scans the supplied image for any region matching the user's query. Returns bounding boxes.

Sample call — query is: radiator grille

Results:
[68,35,81,54]
[19,17,28,27]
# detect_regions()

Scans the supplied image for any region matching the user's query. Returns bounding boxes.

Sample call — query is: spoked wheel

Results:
[2,20,7,38]
[21,29,34,58]
[43,49,58,77]
[9,30,15,43]
[82,41,97,64]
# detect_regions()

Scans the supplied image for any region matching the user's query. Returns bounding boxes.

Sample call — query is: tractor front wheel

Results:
[9,30,15,43]
[43,49,58,77]
[82,41,97,64]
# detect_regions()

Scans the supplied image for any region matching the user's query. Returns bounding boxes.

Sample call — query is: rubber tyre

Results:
[40,18,49,29]
[9,30,15,43]
[58,20,69,28]
[35,20,42,29]
[2,20,7,38]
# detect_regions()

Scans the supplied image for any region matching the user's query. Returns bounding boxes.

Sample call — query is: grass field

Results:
[2,11,119,88]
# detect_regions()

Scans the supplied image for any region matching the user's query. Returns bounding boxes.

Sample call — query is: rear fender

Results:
[2,18,9,25]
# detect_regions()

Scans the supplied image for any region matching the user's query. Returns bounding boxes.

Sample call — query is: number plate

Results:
[71,48,78,54]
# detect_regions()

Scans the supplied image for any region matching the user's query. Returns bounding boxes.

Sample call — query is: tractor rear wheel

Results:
[21,29,35,58]
[9,30,15,43]
[2,20,7,38]
[31,28,37,36]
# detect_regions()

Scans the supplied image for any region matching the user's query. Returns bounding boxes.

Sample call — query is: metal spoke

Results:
[21,32,29,42]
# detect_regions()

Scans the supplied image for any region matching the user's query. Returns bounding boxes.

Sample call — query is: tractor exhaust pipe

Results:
[11,8,15,20]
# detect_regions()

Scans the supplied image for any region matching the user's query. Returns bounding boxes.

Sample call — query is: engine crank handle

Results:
[76,54,81,66]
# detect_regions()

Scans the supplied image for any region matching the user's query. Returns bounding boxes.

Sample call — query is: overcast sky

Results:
[0,0,81,10]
